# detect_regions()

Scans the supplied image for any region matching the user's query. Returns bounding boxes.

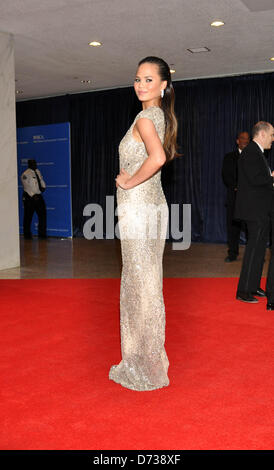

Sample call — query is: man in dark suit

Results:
[266,196,274,309]
[235,121,274,303]
[222,132,249,262]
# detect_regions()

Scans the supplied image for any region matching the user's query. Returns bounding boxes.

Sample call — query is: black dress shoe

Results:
[236,293,258,303]
[266,303,274,310]
[225,256,237,262]
[252,288,266,297]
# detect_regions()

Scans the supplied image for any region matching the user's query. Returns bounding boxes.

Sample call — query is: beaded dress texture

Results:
[109,106,169,391]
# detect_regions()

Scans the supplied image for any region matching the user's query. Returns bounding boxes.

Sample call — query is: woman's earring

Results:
[161,89,164,98]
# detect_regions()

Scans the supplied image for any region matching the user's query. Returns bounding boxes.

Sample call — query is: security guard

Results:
[21,159,47,239]
[222,131,249,261]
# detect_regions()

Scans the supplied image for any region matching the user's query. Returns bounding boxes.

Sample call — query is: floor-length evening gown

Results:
[109,106,169,391]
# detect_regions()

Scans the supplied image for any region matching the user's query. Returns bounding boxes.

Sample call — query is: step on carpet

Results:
[0,278,273,450]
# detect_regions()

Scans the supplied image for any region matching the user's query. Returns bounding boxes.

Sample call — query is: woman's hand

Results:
[115,168,131,189]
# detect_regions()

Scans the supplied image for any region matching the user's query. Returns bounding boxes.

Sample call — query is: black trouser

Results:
[237,218,269,295]
[23,192,47,238]
[266,210,274,302]
[226,191,242,259]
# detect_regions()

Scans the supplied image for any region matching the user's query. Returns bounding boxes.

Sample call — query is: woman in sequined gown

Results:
[109,57,179,391]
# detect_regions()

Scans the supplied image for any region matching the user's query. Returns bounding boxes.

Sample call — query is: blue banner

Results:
[17,122,72,238]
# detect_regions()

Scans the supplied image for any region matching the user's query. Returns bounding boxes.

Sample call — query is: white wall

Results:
[0,31,20,270]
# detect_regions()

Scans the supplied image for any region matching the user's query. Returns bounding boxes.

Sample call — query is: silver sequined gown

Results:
[109,106,169,391]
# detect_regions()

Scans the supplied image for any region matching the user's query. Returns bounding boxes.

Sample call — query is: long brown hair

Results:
[138,56,180,162]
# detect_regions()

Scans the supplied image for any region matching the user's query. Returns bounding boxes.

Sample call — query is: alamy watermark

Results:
[83,196,191,250]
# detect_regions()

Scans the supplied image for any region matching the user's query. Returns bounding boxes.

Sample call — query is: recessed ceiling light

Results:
[170,69,176,74]
[270,57,274,61]
[80,80,91,84]
[89,41,102,47]
[187,47,211,53]
[211,20,225,27]
[16,90,23,94]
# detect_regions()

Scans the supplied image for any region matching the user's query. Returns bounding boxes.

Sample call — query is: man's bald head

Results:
[252,121,274,150]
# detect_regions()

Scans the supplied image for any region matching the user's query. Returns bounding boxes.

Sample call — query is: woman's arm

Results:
[116,117,166,190]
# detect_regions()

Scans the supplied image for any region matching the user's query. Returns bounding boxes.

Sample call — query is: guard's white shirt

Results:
[21,168,46,197]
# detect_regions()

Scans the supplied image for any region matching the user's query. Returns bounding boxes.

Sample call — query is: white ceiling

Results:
[0,0,273,101]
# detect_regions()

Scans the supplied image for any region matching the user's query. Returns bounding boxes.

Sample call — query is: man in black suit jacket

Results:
[235,121,274,303]
[266,194,274,309]
[222,132,249,262]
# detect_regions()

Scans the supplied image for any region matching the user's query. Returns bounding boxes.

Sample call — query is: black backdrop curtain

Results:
[16,72,274,242]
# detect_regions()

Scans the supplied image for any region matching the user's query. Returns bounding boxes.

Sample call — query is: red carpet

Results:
[0,278,273,450]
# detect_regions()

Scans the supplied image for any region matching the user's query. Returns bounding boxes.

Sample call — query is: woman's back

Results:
[118,106,166,205]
